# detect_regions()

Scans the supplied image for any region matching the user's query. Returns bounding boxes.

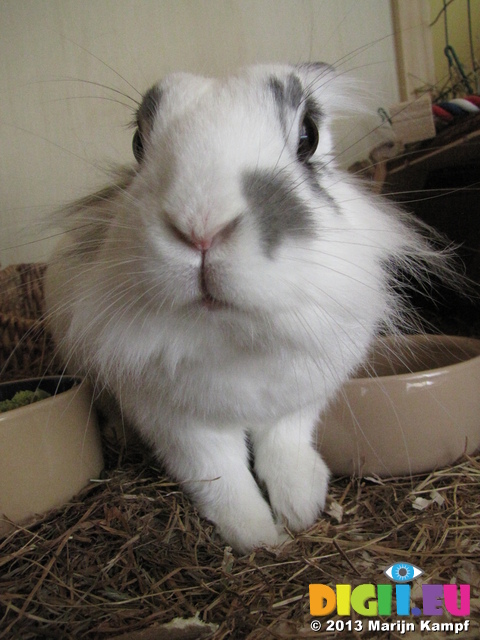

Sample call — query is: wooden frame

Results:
[391,0,436,101]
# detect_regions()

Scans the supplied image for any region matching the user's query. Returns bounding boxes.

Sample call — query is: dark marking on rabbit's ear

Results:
[133,85,162,162]
[242,169,317,257]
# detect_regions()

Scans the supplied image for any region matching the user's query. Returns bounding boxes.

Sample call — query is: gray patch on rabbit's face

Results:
[268,73,304,136]
[242,170,317,256]
[268,73,304,110]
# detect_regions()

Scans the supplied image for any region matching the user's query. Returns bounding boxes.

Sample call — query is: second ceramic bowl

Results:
[317,335,480,477]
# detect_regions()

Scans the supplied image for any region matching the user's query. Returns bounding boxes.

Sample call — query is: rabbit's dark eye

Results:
[297,114,319,162]
[132,129,144,163]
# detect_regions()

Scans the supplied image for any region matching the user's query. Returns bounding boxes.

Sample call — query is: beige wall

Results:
[0,0,399,265]
[429,0,480,91]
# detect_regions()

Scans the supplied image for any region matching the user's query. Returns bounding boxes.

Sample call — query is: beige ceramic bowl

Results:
[0,377,103,535]
[317,335,480,477]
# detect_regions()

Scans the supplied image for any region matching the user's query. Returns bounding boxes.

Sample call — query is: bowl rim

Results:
[348,334,480,385]
[0,376,84,421]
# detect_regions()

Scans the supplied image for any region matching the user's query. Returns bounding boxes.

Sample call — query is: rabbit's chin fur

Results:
[45,63,446,553]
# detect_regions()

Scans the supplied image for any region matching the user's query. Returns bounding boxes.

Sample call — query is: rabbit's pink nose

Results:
[190,233,213,252]
[169,216,241,253]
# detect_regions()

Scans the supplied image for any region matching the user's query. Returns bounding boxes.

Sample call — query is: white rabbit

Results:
[45,63,446,553]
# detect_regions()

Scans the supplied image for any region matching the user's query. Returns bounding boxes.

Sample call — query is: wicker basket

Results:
[0,263,60,382]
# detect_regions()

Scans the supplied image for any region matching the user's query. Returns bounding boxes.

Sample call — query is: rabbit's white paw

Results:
[212,498,280,554]
[256,444,329,532]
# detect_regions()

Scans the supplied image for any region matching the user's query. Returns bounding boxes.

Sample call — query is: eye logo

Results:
[310,561,470,618]
[384,562,423,582]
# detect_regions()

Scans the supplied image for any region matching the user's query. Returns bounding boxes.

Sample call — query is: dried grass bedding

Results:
[0,264,479,639]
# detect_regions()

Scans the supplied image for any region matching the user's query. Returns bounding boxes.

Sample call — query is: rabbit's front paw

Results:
[212,499,280,554]
[259,445,329,532]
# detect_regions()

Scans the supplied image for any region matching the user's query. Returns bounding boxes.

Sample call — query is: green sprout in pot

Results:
[0,389,51,413]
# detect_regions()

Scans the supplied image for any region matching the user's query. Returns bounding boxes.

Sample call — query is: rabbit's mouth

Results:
[198,257,232,312]
[199,292,232,311]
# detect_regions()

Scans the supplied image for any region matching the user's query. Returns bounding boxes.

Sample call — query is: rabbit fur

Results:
[45,63,446,552]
